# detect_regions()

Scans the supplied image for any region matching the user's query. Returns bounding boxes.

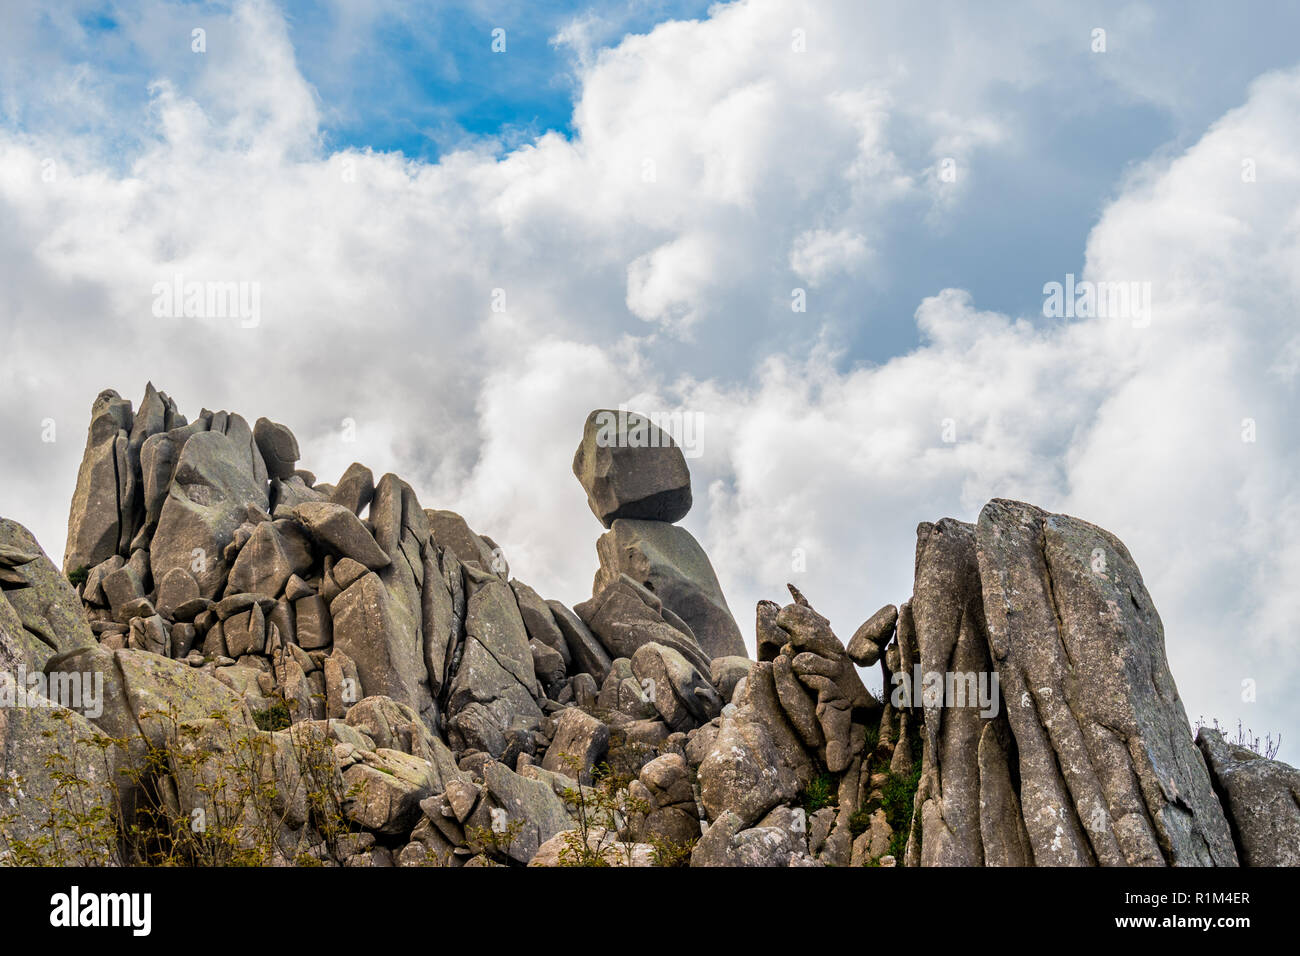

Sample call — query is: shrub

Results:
[880,766,919,832]
[799,771,837,814]
[848,806,872,838]
[880,763,921,862]
[557,754,651,867]
[465,817,525,862]
[861,724,881,760]
[648,834,696,867]
[252,701,292,732]
[0,703,352,867]
[1195,716,1281,760]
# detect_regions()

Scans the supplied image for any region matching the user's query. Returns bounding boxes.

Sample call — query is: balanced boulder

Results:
[572,409,692,527]
[289,501,390,571]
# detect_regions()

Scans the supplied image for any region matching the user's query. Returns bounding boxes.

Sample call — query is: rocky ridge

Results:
[0,385,1294,867]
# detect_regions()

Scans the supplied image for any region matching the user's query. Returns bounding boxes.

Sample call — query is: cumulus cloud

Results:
[693,70,1300,760]
[0,0,1297,758]
[789,227,871,287]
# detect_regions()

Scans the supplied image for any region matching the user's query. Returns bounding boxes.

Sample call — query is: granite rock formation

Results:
[0,386,1289,867]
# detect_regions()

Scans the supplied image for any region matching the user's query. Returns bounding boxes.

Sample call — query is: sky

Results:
[0,0,1297,761]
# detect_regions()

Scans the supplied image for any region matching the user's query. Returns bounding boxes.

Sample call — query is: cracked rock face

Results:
[63,389,134,575]
[0,691,117,864]
[1,518,96,672]
[907,518,1027,867]
[697,661,811,828]
[897,501,1275,868]
[446,568,543,758]
[1197,728,1300,867]
[972,499,1237,866]
[152,429,270,600]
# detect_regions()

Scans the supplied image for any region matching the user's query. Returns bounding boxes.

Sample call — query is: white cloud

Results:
[692,69,1300,759]
[789,227,871,287]
[626,233,721,329]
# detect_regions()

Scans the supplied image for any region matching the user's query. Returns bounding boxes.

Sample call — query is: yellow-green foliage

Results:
[465,817,525,862]
[0,704,352,867]
[556,753,651,867]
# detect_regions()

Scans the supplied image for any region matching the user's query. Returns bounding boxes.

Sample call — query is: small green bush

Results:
[848,806,872,837]
[881,766,920,832]
[648,835,696,867]
[67,566,89,588]
[252,701,291,732]
[557,754,651,867]
[799,771,837,814]
[880,763,921,861]
[861,724,880,759]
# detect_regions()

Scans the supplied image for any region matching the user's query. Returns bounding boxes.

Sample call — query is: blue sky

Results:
[47,1,715,157]
[282,0,715,157]
[1,0,1299,758]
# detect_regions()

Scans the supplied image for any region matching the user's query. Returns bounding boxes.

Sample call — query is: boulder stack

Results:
[574,409,747,660]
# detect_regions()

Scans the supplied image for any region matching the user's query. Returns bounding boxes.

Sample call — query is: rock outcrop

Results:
[892,501,1242,867]
[1197,728,1300,866]
[594,519,746,659]
[974,500,1236,866]
[0,388,1290,868]
[1,518,96,673]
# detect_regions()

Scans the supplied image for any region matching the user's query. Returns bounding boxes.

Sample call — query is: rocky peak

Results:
[0,388,1293,868]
